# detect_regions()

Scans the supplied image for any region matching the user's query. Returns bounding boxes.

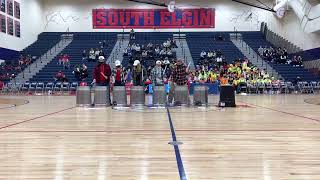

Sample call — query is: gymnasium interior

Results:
[0,0,320,179]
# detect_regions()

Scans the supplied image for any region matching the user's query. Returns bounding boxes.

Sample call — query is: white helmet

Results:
[156,60,162,65]
[115,60,121,67]
[133,60,140,66]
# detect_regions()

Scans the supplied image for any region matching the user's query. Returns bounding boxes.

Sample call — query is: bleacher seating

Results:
[122,32,175,68]
[0,47,20,61]
[21,32,61,58]
[0,33,62,83]
[242,31,319,81]
[187,32,244,65]
[290,47,320,62]
[30,32,117,83]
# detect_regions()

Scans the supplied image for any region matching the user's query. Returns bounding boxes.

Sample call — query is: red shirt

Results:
[115,69,122,82]
[93,64,111,84]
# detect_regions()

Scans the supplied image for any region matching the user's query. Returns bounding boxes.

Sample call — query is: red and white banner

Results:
[93,8,215,29]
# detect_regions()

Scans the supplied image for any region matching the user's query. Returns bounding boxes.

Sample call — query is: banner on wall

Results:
[92,8,215,29]
[7,0,12,16]
[14,1,19,19]
[0,0,5,13]
[0,14,5,33]
[14,20,19,37]
[7,17,13,35]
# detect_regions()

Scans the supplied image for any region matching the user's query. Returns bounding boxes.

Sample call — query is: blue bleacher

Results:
[242,31,319,81]
[0,47,20,61]
[187,32,244,65]
[291,47,320,62]
[0,33,61,83]
[30,32,117,83]
[21,32,61,58]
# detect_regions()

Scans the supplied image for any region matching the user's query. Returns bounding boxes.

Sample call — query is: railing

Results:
[238,38,278,78]
[18,38,71,81]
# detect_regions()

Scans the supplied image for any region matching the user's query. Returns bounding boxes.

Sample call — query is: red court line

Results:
[2,129,320,133]
[0,106,76,131]
[238,101,320,123]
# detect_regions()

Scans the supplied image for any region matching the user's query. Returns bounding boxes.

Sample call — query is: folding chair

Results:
[257,82,265,94]
[54,82,62,93]
[265,83,273,94]
[36,82,45,94]
[70,82,78,94]
[61,82,70,94]
[28,82,38,94]
[301,82,312,93]
[272,83,281,94]
[21,82,30,94]
[45,82,54,93]
[285,82,295,94]
[11,83,21,94]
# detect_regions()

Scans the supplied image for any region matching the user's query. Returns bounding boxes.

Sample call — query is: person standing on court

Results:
[92,56,111,86]
[151,60,165,86]
[168,59,188,103]
[113,60,125,86]
[132,60,146,86]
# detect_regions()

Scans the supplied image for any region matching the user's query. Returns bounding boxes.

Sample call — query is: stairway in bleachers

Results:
[13,36,73,84]
[29,33,117,83]
[174,34,194,70]
[242,31,319,81]
[107,34,130,68]
[231,34,280,79]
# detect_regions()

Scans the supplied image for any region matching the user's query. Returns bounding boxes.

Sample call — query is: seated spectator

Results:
[80,64,89,81]
[62,54,70,69]
[99,49,105,57]
[95,48,100,61]
[200,50,207,60]
[55,71,68,82]
[198,70,208,83]
[296,56,303,66]
[89,48,95,62]
[73,65,81,81]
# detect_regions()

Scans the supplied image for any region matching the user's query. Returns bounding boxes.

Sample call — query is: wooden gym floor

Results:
[0,95,320,180]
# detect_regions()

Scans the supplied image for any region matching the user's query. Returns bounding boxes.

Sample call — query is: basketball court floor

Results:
[0,94,320,180]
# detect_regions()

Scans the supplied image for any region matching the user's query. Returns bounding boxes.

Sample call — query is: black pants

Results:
[114,80,123,86]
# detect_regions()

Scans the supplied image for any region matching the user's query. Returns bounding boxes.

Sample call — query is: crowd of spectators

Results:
[199,49,224,67]
[54,40,109,82]
[58,54,71,69]
[123,38,178,67]
[188,58,277,92]
[0,54,35,81]
[258,46,303,66]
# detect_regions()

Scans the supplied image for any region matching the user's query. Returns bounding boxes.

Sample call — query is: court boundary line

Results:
[238,101,320,123]
[0,106,76,131]
[166,106,188,180]
[2,129,320,133]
